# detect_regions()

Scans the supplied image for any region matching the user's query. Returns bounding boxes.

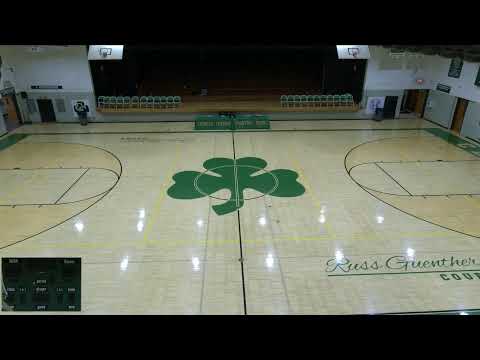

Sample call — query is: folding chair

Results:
[320,95,328,107]
[333,95,341,107]
[173,96,181,108]
[160,96,168,109]
[154,96,161,109]
[123,96,131,109]
[140,96,148,109]
[166,96,174,108]
[307,95,314,107]
[287,95,295,108]
[346,93,354,106]
[97,96,105,109]
[147,96,155,110]
[116,96,124,110]
[300,95,308,107]
[327,95,334,107]
[131,96,139,109]
[294,95,302,107]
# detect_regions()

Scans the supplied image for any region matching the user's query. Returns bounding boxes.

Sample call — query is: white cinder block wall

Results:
[424,55,480,142]
[363,46,480,142]
[426,55,480,102]
[0,116,6,135]
[0,45,96,124]
[0,47,16,133]
[364,46,431,91]
[362,46,432,118]
[2,46,93,93]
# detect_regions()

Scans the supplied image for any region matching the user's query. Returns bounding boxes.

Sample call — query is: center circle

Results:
[194,165,279,201]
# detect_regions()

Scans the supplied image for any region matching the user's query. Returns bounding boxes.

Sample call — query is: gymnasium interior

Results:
[1,44,480,315]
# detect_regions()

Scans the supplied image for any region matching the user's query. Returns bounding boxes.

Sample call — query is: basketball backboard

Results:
[88,45,124,60]
[336,45,371,59]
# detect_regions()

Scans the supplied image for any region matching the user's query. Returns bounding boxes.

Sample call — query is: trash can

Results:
[73,101,89,126]
[79,112,88,126]
[373,107,384,121]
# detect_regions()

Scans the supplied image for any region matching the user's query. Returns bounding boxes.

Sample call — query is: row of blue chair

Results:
[280,94,354,107]
[98,96,182,109]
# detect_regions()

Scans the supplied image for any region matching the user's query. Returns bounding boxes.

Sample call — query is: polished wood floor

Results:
[2,118,480,315]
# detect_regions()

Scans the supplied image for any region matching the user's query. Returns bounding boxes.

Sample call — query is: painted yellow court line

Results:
[6,131,468,253]
[15,226,462,252]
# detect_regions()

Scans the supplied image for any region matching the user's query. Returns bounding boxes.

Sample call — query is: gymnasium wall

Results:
[363,46,431,91]
[0,48,13,133]
[426,56,480,103]
[0,44,478,128]
[0,48,17,90]
[0,46,93,92]
[363,46,480,138]
[425,56,480,140]
[423,90,458,128]
[0,114,5,135]
[461,101,480,143]
[361,46,431,118]
[0,45,96,123]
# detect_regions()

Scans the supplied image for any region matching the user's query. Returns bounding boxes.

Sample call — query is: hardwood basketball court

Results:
[1,118,480,314]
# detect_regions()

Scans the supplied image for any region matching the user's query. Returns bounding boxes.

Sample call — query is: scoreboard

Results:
[2,258,81,312]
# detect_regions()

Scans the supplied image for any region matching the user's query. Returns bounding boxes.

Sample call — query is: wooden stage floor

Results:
[96,95,359,114]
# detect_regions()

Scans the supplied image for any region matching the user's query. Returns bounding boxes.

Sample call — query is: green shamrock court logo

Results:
[167,157,305,215]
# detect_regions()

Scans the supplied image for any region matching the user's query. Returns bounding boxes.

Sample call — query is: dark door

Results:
[3,95,21,131]
[451,98,469,134]
[383,96,398,119]
[404,90,417,113]
[37,99,56,122]
[414,90,428,116]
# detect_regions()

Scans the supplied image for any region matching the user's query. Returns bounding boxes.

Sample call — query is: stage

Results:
[96,95,360,114]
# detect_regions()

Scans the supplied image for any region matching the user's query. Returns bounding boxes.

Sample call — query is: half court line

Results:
[232,131,248,315]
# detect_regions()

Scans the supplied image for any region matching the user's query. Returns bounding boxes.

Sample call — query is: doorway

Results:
[383,96,398,119]
[2,94,22,131]
[37,99,56,122]
[401,89,428,116]
[451,98,469,134]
